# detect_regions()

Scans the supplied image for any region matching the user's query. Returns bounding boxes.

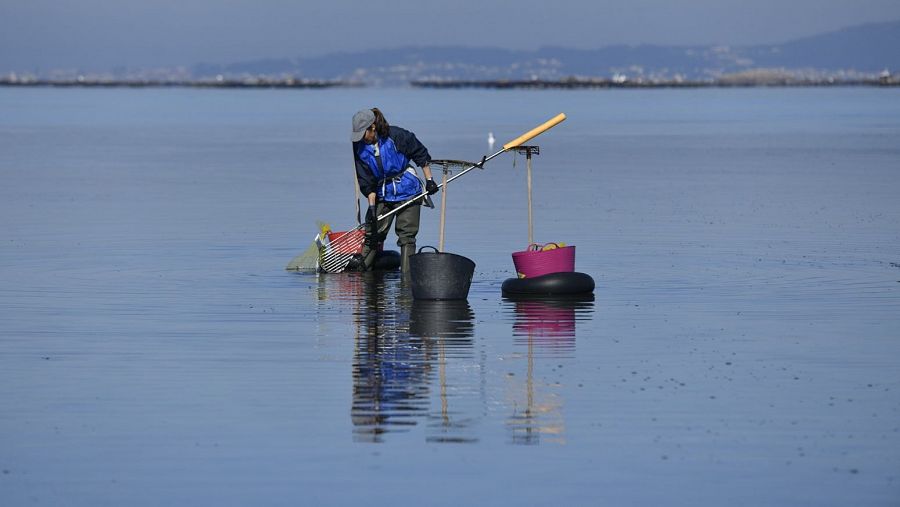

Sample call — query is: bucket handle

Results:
[418,245,440,254]
[528,242,561,251]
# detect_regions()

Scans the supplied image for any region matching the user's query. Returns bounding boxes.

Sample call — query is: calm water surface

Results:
[1,87,899,506]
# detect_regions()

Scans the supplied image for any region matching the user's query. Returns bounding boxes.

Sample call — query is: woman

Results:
[351,108,439,272]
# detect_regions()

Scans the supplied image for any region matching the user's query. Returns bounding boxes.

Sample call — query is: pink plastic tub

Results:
[511,243,575,278]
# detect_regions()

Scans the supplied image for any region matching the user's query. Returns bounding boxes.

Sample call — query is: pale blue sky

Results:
[2,0,899,71]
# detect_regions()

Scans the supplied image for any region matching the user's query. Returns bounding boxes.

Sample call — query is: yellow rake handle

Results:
[503,113,567,150]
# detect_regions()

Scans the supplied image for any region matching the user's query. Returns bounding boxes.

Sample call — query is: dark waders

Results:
[361,200,421,272]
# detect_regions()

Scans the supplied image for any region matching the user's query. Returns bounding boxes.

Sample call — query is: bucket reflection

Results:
[504,296,595,445]
[409,299,474,341]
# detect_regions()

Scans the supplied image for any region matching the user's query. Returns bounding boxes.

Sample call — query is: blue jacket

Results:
[353,126,431,202]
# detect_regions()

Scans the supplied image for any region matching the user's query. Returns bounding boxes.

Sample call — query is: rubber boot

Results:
[401,243,415,275]
[358,224,379,271]
[359,246,377,271]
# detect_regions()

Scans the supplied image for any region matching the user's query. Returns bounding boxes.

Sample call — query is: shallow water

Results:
[1,87,899,505]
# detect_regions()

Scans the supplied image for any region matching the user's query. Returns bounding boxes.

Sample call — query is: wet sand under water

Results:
[1,87,899,505]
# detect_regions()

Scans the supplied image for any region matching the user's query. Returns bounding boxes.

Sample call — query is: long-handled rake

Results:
[431,159,480,253]
[316,113,567,273]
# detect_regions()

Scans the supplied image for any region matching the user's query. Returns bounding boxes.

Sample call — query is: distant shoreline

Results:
[410,77,900,89]
[0,78,359,89]
[1,77,897,89]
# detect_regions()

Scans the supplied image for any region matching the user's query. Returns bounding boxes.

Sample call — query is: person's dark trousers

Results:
[361,201,421,271]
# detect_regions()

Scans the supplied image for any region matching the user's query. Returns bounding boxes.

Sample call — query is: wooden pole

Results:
[526,151,534,245]
[438,168,448,252]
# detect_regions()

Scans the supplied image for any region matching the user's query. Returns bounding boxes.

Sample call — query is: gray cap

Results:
[351,109,375,142]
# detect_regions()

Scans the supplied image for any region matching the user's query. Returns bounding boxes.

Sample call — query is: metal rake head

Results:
[431,158,482,175]
[317,228,366,273]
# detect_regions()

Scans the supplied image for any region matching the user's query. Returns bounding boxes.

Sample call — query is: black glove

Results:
[425,178,439,195]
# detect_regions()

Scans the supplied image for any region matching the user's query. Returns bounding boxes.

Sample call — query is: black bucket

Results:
[409,246,476,300]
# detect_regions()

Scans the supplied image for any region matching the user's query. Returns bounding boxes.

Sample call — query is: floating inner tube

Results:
[344,250,400,272]
[373,250,401,271]
[501,271,594,297]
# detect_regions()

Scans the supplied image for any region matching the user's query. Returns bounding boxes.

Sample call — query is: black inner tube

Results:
[501,271,594,296]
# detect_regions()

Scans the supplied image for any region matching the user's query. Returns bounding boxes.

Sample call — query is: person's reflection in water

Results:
[505,295,594,445]
[408,300,477,444]
[350,272,433,442]
[345,269,478,443]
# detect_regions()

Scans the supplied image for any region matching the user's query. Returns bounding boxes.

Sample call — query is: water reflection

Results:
[410,300,478,444]
[313,273,595,445]
[329,272,477,443]
[314,269,403,304]
[504,296,595,445]
[510,295,595,353]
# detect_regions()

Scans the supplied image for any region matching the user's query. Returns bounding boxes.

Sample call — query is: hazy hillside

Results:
[747,20,900,70]
[195,20,899,85]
